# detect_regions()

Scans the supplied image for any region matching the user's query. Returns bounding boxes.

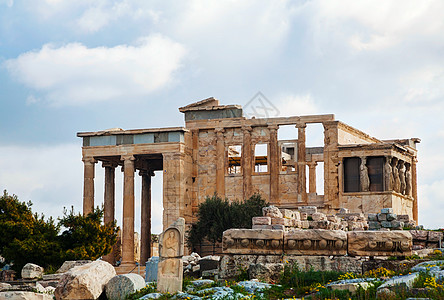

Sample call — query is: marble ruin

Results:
[77,97,419,265]
[222,206,413,257]
[157,218,185,293]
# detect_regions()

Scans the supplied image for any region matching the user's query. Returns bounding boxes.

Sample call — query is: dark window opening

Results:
[368,157,384,192]
[344,157,360,192]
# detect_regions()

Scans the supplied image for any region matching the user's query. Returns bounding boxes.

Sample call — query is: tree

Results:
[59,206,118,261]
[0,190,119,273]
[186,193,268,252]
[0,190,62,272]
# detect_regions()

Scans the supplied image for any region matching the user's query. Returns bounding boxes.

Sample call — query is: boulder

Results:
[56,260,91,273]
[0,283,12,291]
[21,263,44,279]
[248,263,283,283]
[0,291,53,300]
[55,260,116,300]
[105,274,145,300]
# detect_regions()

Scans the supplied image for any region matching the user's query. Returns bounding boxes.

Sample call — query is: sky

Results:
[1,0,444,234]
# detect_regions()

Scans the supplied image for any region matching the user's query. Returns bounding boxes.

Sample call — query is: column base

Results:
[120,261,137,268]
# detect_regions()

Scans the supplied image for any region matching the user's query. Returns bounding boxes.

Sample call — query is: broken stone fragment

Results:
[252,216,271,226]
[262,206,283,218]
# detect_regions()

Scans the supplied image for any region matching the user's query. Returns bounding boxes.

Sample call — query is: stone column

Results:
[121,155,135,267]
[308,162,317,194]
[82,157,96,216]
[215,128,225,197]
[296,124,307,203]
[102,161,116,264]
[140,169,153,264]
[242,126,253,200]
[269,125,279,204]
[412,158,418,224]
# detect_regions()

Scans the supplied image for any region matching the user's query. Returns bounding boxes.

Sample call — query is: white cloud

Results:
[306,0,444,53]
[276,93,318,117]
[4,34,187,106]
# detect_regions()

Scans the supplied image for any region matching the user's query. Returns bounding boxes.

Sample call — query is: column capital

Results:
[242,125,252,132]
[268,124,279,131]
[308,161,318,167]
[82,157,97,164]
[121,155,135,162]
[215,127,225,134]
[295,123,307,129]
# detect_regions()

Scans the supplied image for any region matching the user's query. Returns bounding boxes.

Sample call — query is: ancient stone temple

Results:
[77,97,419,266]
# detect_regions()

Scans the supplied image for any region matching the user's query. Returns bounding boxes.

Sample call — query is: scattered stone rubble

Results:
[254,205,368,231]
[368,208,416,230]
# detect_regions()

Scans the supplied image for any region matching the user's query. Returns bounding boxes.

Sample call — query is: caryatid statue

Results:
[384,156,393,191]
[405,163,412,197]
[360,157,370,192]
[398,160,406,195]
[392,157,400,193]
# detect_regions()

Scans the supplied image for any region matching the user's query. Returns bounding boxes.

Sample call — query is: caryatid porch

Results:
[77,127,192,267]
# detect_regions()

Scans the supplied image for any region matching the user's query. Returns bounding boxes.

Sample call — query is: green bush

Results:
[186,193,267,251]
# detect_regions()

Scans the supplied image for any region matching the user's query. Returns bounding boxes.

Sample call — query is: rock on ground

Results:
[54,260,116,300]
[0,282,12,291]
[105,273,145,300]
[0,291,53,300]
[21,263,44,279]
[56,260,91,273]
[248,263,284,283]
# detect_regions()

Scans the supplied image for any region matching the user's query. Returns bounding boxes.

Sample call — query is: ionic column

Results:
[82,157,96,215]
[121,155,135,266]
[308,161,317,194]
[296,124,307,203]
[269,125,279,204]
[242,126,253,199]
[215,128,225,197]
[140,169,153,264]
[102,161,116,264]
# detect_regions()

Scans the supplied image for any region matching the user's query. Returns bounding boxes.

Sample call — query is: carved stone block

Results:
[428,231,443,242]
[386,213,397,221]
[157,218,185,294]
[280,209,295,219]
[368,214,378,221]
[347,231,412,257]
[252,217,271,226]
[222,229,284,255]
[377,213,387,222]
[262,206,283,218]
[284,229,347,256]
[381,208,394,214]
[298,206,317,215]
[397,215,410,222]
[271,217,291,226]
[300,212,308,220]
[312,213,327,221]
[252,225,272,230]
[410,230,428,241]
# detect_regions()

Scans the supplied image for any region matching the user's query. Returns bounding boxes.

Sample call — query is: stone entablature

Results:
[222,228,412,257]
